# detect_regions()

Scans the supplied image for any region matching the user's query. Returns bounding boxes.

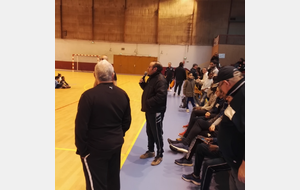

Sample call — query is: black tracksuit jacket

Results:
[217,78,245,170]
[75,83,131,157]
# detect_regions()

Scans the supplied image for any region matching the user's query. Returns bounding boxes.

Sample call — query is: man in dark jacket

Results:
[139,62,168,166]
[174,62,187,96]
[215,66,245,190]
[164,62,175,91]
[75,60,131,190]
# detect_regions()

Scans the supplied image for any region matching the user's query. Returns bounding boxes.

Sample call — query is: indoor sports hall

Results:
[55,0,245,189]
[55,70,230,190]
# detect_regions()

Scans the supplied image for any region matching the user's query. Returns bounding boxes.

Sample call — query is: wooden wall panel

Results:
[193,0,231,45]
[158,0,194,45]
[62,0,92,40]
[94,0,125,42]
[124,0,158,44]
[55,0,61,38]
[113,55,157,75]
[218,44,245,66]
[55,0,245,46]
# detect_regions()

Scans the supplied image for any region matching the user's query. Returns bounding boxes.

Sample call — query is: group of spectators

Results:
[163,54,245,190]
[55,73,71,89]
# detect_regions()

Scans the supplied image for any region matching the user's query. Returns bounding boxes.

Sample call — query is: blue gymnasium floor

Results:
[120,91,230,190]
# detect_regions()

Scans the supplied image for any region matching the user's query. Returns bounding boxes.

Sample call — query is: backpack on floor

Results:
[179,96,187,108]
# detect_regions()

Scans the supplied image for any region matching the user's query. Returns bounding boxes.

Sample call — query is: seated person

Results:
[169,111,224,153]
[56,73,62,82]
[168,99,228,154]
[61,76,71,88]
[178,87,223,137]
[199,71,214,106]
[55,76,63,89]
[180,140,230,189]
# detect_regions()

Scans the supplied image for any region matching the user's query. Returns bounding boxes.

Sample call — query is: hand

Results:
[203,138,212,144]
[205,112,211,118]
[194,106,201,110]
[238,160,245,183]
[209,124,215,132]
[205,138,213,144]
[139,78,144,83]
[208,144,219,152]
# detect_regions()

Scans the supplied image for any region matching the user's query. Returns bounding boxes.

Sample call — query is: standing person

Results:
[139,62,168,166]
[164,62,175,91]
[215,66,245,190]
[210,52,219,63]
[183,72,196,113]
[174,62,187,96]
[75,60,132,190]
[94,55,118,86]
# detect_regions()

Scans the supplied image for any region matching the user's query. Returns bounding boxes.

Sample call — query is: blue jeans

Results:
[186,97,195,109]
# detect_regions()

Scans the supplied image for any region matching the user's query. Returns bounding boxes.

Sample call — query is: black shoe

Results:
[169,144,180,152]
[170,142,189,153]
[182,173,201,185]
[167,138,178,145]
[175,157,193,166]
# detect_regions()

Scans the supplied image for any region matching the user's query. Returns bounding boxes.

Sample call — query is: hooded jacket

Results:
[183,78,195,97]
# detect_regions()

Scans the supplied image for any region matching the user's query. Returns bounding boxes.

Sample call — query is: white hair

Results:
[228,70,243,83]
[94,60,114,82]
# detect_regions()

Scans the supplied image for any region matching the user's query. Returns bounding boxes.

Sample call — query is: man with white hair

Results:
[75,60,132,190]
[215,66,245,190]
[94,55,117,86]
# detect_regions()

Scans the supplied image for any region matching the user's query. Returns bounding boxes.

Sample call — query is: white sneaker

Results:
[186,109,189,113]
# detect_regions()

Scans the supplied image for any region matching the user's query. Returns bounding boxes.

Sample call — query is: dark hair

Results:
[58,73,61,77]
[55,76,59,79]
[211,86,217,93]
[153,62,163,73]
[193,63,198,67]
[179,62,184,67]
[211,60,218,65]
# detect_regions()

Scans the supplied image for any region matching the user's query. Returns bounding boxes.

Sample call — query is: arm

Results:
[211,115,223,126]
[139,78,147,89]
[75,93,92,157]
[182,80,187,96]
[202,94,217,110]
[122,96,132,136]
[238,160,245,183]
